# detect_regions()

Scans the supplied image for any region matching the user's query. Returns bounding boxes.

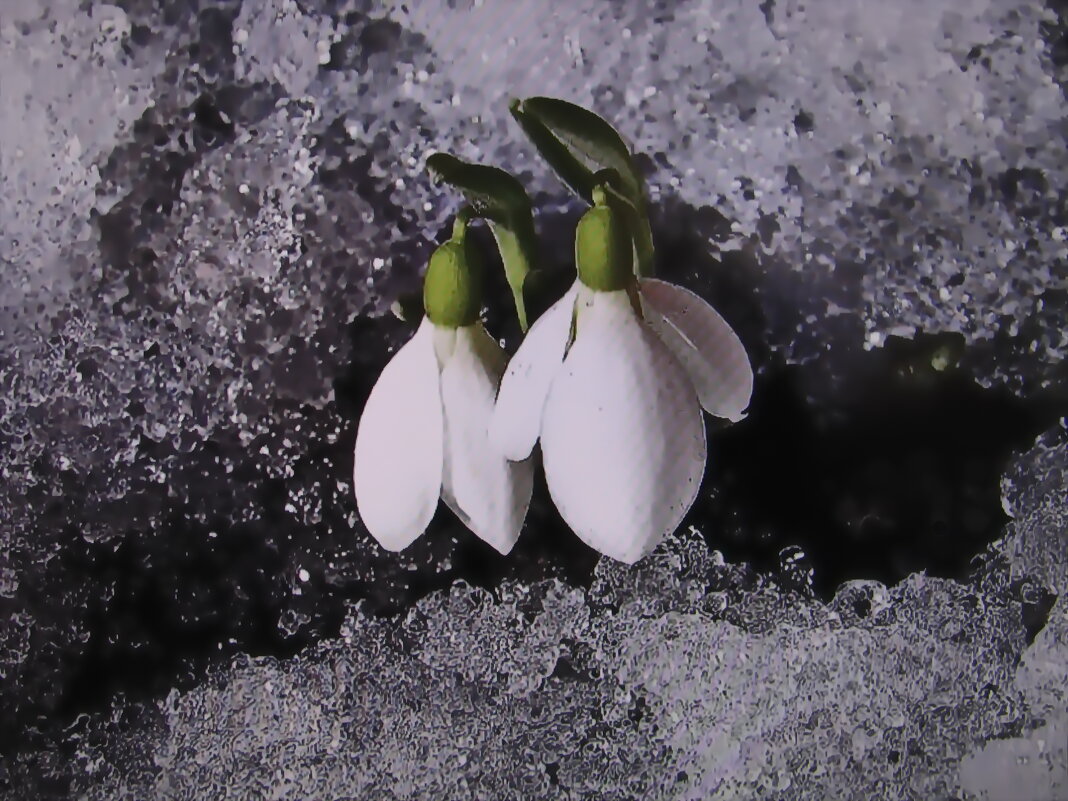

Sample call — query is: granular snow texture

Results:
[1,0,1066,798]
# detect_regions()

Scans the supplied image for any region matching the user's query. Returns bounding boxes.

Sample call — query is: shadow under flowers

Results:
[349,198,1068,605]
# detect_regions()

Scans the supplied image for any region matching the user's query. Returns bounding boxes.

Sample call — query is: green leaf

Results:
[426,153,538,331]
[426,153,531,225]
[508,99,596,202]
[510,97,655,277]
[516,97,645,207]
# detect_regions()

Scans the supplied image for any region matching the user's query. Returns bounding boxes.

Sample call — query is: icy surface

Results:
[1003,426,1068,596]
[1,0,1067,797]
[14,524,1065,800]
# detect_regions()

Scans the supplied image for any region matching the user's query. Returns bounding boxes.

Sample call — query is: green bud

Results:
[575,187,633,292]
[426,153,536,331]
[423,221,482,328]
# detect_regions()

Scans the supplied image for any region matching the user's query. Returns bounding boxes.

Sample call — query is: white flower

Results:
[490,277,752,563]
[353,316,534,555]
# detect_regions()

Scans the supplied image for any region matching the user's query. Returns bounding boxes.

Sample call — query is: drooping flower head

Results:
[491,188,753,563]
[353,217,533,554]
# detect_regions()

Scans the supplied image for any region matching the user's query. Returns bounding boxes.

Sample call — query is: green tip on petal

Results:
[424,220,483,328]
[576,188,633,292]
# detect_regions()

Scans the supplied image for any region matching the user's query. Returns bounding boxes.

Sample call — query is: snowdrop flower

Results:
[354,222,534,554]
[490,189,753,563]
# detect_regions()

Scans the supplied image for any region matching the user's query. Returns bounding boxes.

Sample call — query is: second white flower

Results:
[490,190,753,563]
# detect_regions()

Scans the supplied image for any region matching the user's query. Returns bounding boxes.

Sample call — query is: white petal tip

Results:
[356,507,431,554]
[354,485,437,552]
[605,548,649,566]
[371,536,414,553]
[488,414,536,462]
[488,537,518,556]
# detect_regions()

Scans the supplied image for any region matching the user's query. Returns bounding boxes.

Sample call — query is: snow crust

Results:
[1,0,1065,797]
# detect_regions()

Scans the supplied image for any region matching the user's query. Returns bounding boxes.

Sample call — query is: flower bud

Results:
[423,222,483,328]
[575,187,633,292]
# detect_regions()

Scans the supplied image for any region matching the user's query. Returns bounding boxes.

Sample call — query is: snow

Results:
[38,526,1065,799]
[1,0,1066,797]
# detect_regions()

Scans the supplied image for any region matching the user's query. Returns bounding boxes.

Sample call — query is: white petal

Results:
[440,324,534,554]
[489,282,579,461]
[353,317,443,551]
[541,290,707,563]
[430,324,458,367]
[639,278,753,422]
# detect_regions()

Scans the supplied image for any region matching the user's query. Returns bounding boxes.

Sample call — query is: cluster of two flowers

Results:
[353,192,753,564]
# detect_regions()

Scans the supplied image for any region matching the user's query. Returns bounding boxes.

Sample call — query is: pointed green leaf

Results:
[508,98,596,202]
[426,153,531,225]
[518,97,645,206]
[511,97,656,278]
